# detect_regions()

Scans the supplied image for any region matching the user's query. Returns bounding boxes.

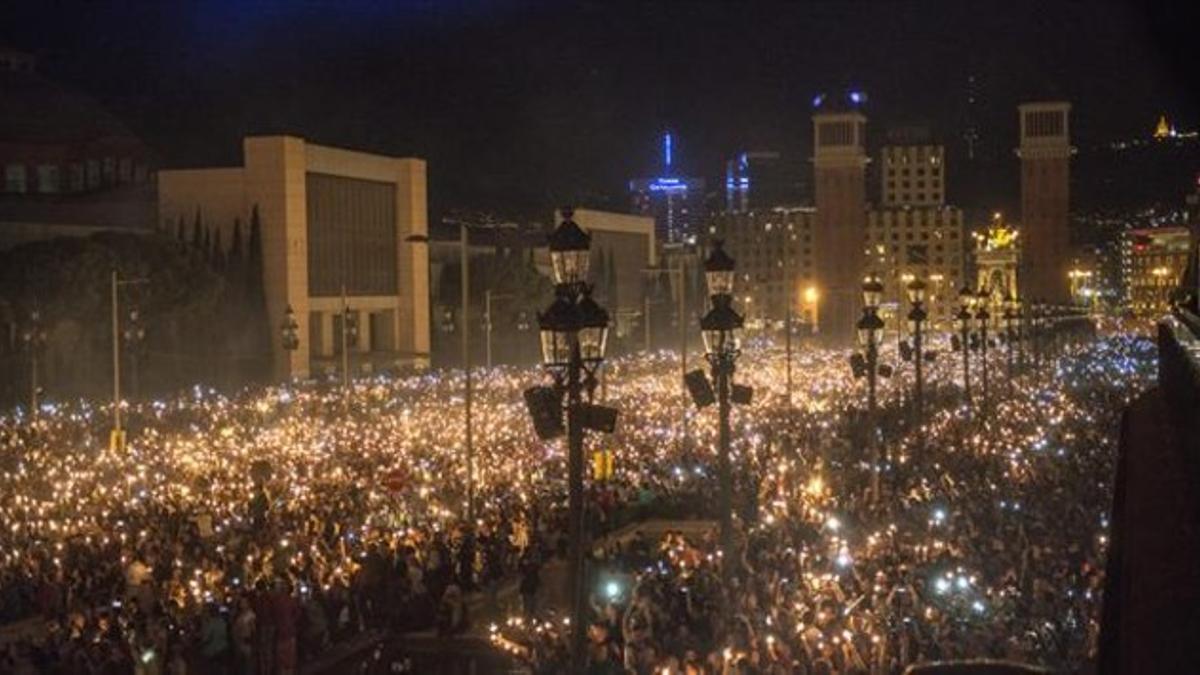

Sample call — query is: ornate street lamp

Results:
[281,305,300,352]
[21,308,48,418]
[123,308,146,400]
[852,275,887,501]
[1002,294,1019,381]
[526,207,617,672]
[695,239,749,585]
[954,285,975,405]
[975,286,990,407]
[903,277,933,424]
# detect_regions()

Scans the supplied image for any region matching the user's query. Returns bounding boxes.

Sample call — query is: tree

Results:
[176,216,185,244]
[228,218,244,271]
[201,227,212,264]
[211,228,225,272]
[191,209,203,251]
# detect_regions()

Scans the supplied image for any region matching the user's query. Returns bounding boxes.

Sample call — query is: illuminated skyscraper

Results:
[629,132,706,244]
[724,150,807,213]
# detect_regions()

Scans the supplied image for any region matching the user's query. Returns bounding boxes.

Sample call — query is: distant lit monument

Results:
[974,212,1021,316]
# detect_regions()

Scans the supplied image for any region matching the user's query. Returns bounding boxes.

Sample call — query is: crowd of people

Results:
[492,333,1154,674]
[0,325,1154,674]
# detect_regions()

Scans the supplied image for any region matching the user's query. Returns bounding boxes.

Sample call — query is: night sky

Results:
[2,0,1196,219]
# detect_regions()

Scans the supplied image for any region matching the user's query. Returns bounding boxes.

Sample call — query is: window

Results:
[70,163,84,191]
[36,164,59,193]
[118,158,133,184]
[102,157,117,185]
[4,163,27,193]
[86,160,100,188]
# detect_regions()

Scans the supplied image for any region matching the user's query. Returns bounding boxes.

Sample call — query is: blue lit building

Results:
[629,132,706,244]
[724,150,807,213]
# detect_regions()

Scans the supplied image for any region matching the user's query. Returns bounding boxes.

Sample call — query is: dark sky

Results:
[2,0,1197,219]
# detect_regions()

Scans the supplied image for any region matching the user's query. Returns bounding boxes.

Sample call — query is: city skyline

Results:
[1,1,1196,219]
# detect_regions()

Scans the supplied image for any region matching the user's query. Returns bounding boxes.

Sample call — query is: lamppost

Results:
[338,287,359,390]
[696,240,748,584]
[122,308,146,400]
[21,309,47,418]
[110,271,147,452]
[955,285,974,406]
[975,286,990,408]
[903,277,929,423]
[852,275,886,502]
[281,304,301,361]
[1002,294,1019,382]
[525,208,616,673]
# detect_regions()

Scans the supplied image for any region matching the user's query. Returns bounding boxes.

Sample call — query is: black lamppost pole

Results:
[21,309,47,418]
[698,240,745,585]
[905,277,928,423]
[956,285,974,407]
[1002,294,1018,383]
[854,275,885,501]
[976,287,990,408]
[530,208,615,673]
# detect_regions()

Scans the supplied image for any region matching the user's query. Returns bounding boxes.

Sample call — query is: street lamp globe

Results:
[704,240,736,297]
[862,275,884,309]
[959,285,976,311]
[281,305,300,351]
[538,294,577,372]
[576,288,610,365]
[906,277,927,305]
[548,207,592,289]
[907,304,927,335]
[700,301,744,358]
[856,310,885,348]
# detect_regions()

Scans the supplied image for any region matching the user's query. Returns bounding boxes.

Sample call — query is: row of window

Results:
[2,158,147,194]
[887,167,942,178]
[885,193,943,204]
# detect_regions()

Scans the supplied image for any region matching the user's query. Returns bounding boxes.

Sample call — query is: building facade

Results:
[159,136,430,379]
[0,48,156,250]
[1124,226,1192,316]
[1018,101,1073,303]
[880,144,945,207]
[867,206,965,332]
[724,150,808,214]
[710,204,964,336]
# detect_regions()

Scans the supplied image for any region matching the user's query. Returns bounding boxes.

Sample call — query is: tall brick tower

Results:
[813,107,868,345]
[1017,101,1072,303]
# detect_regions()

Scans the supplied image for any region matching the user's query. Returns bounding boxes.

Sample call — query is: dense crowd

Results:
[493,333,1153,674]
[0,326,1152,674]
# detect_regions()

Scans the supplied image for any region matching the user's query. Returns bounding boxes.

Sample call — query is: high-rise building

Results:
[159,136,431,379]
[812,102,868,345]
[1017,101,1072,303]
[865,206,965,332]
[629,132,706,245]
[880,143,945,208]
[710,208,817,331]
[724,150,807,213]
[1123,226,1192,316]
